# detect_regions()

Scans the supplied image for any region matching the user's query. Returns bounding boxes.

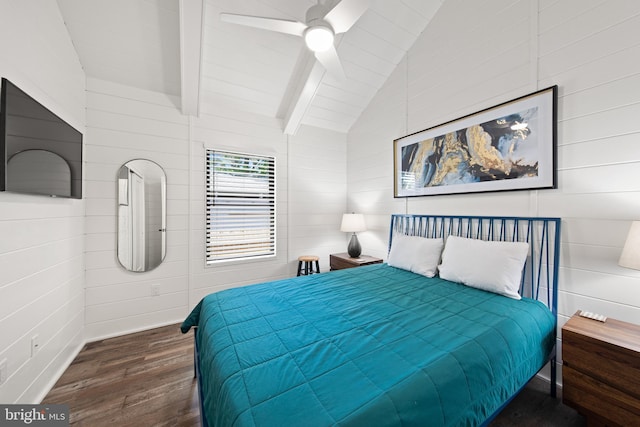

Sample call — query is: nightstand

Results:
[562,311,640,426]
[329,252,383,271]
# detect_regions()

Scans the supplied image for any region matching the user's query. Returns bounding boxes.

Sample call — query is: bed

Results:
[182,214,561,426]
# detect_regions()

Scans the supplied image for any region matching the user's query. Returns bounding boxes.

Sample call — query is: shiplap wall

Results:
[0,1,85,403]
[84,78,347,340]
[84,78,190,340]
[348,0,640,382]
[288,125,348,271]
[189,111,348,305]
[187,104,291,306]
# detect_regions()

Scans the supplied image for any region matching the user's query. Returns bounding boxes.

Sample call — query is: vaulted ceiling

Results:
[56,0,443,135]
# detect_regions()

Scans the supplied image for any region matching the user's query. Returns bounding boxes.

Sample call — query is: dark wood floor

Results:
[44,324,586,426]
[44,324,200,426]
[490,376,586,427]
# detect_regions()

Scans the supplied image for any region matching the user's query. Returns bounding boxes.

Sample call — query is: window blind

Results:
[206,150,276,263]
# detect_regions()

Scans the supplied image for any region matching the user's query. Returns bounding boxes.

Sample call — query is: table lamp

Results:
[340,213,366,258]
[619,221,640,270]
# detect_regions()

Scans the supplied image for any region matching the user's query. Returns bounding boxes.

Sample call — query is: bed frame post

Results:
[193,327,209,427]
[550,217,561,398]
[550,355,557,398]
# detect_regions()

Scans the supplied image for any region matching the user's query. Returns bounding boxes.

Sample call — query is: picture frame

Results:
[393,86,557,198]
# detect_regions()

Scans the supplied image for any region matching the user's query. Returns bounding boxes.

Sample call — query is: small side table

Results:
[562,310,640,425]
[329,252,383,271]
[297,255,320,276]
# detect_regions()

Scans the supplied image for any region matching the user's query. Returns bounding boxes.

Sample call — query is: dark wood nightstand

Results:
[329,252,383,271]
[562,311,640,426]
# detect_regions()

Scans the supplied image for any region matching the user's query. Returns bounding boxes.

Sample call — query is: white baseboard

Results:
[535,362,564,391]
[36,338,86,404]
[85,318,184,343]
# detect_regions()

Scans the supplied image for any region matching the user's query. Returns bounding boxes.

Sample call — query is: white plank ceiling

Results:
[56,0,443,134]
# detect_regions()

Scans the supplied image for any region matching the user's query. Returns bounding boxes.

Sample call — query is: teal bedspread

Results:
[181,264,555,427]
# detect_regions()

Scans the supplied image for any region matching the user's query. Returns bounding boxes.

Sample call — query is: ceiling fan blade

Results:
[315,46,346,81]
[220,13,306,37]
[324,0,373,34]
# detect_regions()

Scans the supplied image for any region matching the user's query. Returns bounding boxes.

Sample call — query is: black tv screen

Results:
[1,78,83,199]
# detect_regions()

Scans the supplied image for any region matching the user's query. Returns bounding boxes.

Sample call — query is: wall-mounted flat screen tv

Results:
[0,78,83,199]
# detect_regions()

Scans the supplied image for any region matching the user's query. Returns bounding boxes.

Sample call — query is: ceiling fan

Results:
[220,0,373,81]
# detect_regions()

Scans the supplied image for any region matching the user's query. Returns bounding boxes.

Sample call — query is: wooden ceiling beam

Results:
[282,59,326,135]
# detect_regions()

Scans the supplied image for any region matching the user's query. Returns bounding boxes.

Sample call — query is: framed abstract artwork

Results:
[393,86,557,197]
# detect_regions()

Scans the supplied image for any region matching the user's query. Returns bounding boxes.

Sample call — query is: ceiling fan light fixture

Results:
[304,25,334,52]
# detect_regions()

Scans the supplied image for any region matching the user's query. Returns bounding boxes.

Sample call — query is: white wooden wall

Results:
[0,1,86,404]
[288,126,348,272]
[84,78,191,340]
[187,103,291,306]
[348,0,640,383]
[83,79,347,340]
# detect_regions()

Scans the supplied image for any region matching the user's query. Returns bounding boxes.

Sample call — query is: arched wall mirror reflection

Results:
[117,159,166,272]
[7,149,72,197]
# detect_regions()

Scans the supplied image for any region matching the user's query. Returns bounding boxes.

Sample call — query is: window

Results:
[206,149,276,263]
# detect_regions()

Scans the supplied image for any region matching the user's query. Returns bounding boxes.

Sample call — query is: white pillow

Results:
[387,234,444,278]
[438,236,529,299]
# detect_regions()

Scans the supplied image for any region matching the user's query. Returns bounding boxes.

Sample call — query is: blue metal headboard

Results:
[389,214,561,318]
[389,214,562,400]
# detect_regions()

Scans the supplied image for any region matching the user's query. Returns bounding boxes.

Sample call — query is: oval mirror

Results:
[117,159,166,272]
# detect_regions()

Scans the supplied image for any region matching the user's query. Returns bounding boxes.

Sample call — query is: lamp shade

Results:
[340,213,366,233]
[619,221,640,270]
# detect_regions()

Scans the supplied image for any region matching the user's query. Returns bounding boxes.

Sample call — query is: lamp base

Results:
[347,233,362,258]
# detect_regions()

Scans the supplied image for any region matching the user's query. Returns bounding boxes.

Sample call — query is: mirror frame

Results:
[116,159,167,272]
